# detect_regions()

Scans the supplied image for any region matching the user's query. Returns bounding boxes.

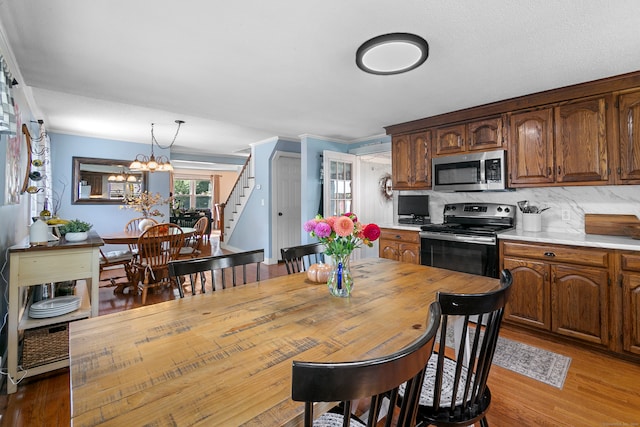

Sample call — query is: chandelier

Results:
[107,168,139,182]
[129,120,185,172]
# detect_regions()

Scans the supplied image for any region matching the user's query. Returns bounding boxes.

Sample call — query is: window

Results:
[173,178,212,210]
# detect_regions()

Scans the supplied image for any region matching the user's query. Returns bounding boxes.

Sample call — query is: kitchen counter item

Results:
[584,214,640,236]
[522,213,542,232]
[626,225,640,240]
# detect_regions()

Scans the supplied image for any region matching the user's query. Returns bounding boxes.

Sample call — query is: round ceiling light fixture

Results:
[356,33,429,75]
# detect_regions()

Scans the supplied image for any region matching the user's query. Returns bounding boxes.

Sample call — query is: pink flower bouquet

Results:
[304,212,381,256]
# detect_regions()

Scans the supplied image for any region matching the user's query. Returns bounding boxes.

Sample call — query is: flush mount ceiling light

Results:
[356,33,429,75]
[130,120,184,172]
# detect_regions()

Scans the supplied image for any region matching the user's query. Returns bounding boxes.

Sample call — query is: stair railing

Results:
[218,154,253,241]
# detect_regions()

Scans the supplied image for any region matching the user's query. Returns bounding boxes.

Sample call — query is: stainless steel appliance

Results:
[432,149,507,192]
[420,202,515,278]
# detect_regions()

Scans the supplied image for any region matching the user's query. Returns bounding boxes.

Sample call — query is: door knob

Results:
[278,212,283,216]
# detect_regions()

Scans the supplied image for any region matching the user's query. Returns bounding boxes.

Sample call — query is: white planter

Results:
[65,231,88,242]
[138,219,155,232]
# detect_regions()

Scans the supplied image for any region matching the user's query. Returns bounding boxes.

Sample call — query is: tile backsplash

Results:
[397,185,640,234]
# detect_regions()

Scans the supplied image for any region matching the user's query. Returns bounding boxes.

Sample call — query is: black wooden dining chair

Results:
[291,301,441,427]
[168,249,264,295]
[280,242,325,274]
[403,269,513,427]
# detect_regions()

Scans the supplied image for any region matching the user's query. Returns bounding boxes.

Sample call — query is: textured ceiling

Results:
[1,1,640,157]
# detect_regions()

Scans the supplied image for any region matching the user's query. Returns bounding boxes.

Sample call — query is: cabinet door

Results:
[411,131,431,188]
[503,257,550,330]
[555,97,609,184]
[391,134,413,189]
[622,272,640,355]
[379,240,399,261]
[398,243,419,265]
[618,91,640,182]
[435,124,465,155]
[508,108,555,186]
[467,116,503,151]
[551,264,609,347]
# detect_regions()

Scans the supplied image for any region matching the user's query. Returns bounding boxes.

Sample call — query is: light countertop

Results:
[498,229,640,251]
[379,223,423,232]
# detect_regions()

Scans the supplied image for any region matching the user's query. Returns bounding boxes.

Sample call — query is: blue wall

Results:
[227,137,300,259]
[49,133,171,239]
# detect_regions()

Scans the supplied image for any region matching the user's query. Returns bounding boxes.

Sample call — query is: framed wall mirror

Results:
[72,156,148,204]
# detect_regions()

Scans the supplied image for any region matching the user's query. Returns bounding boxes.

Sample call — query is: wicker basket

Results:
[22,323,69,369]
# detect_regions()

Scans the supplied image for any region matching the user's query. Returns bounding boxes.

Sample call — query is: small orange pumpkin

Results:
[307,263,332,283]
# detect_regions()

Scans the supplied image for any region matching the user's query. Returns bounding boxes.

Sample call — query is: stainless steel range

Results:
[419,202,515,278]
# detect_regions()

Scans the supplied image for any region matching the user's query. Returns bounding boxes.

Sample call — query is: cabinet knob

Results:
[544,252,556,257]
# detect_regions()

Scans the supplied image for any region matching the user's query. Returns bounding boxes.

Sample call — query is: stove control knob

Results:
[504,207,510,213]
[497,207,503,212]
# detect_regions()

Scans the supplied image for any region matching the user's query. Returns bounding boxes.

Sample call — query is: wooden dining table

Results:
[100,226,196,245]
[69,258,500,426]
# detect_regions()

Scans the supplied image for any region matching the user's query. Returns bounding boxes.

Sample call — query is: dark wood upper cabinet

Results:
[618,90,640,182]
[435,124,466,155]
[467,116,504,151]
[508,108,555,186]
[555,97,609,184]
[434,116,503,156]
[391,131,431,189]
[508,96,610,187]
[386,70,640,189]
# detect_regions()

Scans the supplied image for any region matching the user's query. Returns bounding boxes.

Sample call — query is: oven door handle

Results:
[421,233,496,245]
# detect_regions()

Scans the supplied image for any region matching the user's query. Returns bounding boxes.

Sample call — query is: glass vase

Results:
[327,253,353,297]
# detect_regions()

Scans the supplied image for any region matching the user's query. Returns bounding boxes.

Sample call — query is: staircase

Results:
[218,155,254,242]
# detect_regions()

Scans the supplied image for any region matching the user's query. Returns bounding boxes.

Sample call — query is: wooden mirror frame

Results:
[72,156,148,205]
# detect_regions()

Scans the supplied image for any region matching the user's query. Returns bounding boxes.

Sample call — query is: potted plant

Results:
[59,219,93,242]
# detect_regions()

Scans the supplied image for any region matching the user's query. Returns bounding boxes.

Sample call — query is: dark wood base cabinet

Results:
[620,251,640,356]
[378,228,420,265]
[500,240,640,362]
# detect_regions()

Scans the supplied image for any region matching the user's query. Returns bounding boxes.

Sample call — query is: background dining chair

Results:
[178,216,209,259]
[125,216,158,255]
[403,269,513,427]
[280,242,325,274]
[98,248,134,287]
[169,249,264,294]
[292,301,441,427]
[131,223,184,304]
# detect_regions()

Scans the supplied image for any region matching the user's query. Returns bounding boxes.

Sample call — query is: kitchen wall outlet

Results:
[562,209,570,221]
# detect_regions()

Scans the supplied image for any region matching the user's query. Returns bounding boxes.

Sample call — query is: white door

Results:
[272,152,301,262]
[323,151,358,217]
[323,151,363,258]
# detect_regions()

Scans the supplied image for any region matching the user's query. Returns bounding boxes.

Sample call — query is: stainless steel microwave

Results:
[432,149,507,192]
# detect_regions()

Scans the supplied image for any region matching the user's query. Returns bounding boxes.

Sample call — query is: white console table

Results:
[7,231,103,394]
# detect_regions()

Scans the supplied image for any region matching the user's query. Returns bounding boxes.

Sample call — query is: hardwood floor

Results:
[2,242,639,426]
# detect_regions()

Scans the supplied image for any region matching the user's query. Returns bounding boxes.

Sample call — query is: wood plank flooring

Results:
[2,240,640,426]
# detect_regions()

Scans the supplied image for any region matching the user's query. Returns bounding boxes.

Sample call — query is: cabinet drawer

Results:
[501,241,609,267]
[379,228,420,244]
[621,252,640,272]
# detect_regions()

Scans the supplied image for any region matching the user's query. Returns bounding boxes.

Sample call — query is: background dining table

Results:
[100,226,196,245]
[69,258,500,426]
